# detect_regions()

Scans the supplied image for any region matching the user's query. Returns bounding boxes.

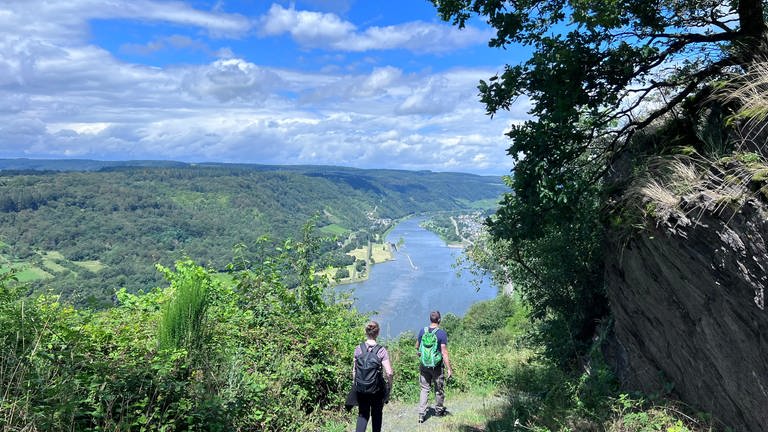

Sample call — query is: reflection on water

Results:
[339,217,498,339]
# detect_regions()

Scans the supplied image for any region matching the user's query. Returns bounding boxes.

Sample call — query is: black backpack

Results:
[354,343,383,395]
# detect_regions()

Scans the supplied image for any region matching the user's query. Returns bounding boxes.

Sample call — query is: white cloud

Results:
[0,0,523,174]
[344,21,490,53]
[0,0,251,45]
[260,4,355,44]
[180,59,285,102]
[48,122,111,135]
[259,4,490,53]
[398,76,461,115]
[112,1,251,38]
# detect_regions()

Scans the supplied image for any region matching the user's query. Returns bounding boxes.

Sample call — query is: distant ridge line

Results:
[0,158,503,178]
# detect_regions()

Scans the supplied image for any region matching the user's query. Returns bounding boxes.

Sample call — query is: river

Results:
[338,217,498,339]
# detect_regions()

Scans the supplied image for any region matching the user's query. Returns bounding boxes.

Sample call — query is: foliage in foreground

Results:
[380,293,715,432]
[0,234,364,431]
[2,255,719,431]
[442,297,714,431]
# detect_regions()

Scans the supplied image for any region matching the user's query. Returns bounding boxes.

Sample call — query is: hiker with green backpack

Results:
[415,310,452,424]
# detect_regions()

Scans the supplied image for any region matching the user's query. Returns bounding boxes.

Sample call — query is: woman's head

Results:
[365,320,380,339]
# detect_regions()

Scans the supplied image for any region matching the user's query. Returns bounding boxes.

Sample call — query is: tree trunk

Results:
[738,0,767,39]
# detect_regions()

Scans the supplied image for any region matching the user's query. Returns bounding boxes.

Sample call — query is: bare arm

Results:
[440,344,452,378]
[382,358,394,388]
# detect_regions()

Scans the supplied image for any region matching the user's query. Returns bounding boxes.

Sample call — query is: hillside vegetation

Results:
[0,163,503,305]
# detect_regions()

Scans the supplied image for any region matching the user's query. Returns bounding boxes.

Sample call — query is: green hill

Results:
[0,161,504,305]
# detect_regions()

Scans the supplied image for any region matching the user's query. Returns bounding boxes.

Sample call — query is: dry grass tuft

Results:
[718,57,768,156]
[621,156,705,222]
[635,179,678,210]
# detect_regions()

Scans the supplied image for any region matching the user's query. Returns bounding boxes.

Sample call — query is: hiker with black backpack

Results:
[416,310,452,424]
[351,320,393,432]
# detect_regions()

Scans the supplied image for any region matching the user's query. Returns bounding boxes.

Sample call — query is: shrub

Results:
[0,231,366,431]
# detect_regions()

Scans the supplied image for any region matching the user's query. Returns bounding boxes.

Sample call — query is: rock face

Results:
[605,191,768,431]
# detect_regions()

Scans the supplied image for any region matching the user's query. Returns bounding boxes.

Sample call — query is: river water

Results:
[339,217,498,339]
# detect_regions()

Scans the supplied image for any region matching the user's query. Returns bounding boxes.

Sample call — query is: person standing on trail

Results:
[352,320,394,432]
[415,310,452,423]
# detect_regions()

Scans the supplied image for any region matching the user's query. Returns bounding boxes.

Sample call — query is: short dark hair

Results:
[429,311,441,324]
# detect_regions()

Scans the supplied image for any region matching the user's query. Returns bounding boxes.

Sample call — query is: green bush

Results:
[386,333,422,401]
[0,230,366,431]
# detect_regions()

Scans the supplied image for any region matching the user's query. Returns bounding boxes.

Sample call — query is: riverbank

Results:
[324,215,413,285]
[327,241,395,285]
[337,216,498,338]
[418,213,482,248]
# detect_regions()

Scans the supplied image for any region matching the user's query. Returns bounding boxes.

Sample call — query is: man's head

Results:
[429,310,441,324]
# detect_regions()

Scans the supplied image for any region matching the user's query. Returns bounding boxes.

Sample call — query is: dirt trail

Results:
[349,391,508,432]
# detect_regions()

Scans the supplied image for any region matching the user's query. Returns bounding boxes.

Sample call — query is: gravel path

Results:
[349,391,508,432]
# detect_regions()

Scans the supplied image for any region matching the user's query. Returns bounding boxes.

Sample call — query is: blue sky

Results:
[0,0,531,175]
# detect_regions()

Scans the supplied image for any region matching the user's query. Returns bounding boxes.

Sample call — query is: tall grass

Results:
[157,261,211,352]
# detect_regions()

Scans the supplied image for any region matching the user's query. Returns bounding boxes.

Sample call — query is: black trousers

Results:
[355,392,384,432]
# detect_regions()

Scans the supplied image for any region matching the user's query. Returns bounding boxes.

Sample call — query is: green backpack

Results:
[419,327,442,367]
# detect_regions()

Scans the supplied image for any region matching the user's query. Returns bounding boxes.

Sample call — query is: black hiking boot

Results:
[418,414,425,423]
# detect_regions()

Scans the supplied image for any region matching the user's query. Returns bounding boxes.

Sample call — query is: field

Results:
[319,223,350,235]
[0,249,104,284]
[347,243,393,263]
[319,242,394,284]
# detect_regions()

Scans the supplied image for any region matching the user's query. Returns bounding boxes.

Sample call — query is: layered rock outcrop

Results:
[605,165,768,431]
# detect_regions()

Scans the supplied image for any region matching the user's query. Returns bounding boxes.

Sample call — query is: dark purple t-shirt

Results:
[417,326,448,347]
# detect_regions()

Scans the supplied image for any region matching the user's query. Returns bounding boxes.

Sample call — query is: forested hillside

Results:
[0,162,503,305]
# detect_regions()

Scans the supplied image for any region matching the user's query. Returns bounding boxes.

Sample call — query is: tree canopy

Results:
[435,0,768,363]
[434,0,767,236]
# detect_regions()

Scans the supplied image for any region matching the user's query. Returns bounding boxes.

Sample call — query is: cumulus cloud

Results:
[258,4,490,53]
[180,59,285,102]
[397,76,463,115]
[0,53,520,172]
[0,0,524,174]
[260,4,355,45]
